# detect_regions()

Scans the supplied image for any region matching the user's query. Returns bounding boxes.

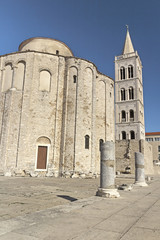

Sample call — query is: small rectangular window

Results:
[155,138,160,141]
[158,146,160,152]
[147,138,153,142]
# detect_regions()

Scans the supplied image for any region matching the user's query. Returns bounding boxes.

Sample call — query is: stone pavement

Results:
[0,175,160,239]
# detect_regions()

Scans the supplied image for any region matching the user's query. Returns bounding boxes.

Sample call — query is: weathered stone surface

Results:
[97,141,120,198]
[4,172,12,177]
[29,172,38,177]
[135,152,148,187]
[1,175,160,239]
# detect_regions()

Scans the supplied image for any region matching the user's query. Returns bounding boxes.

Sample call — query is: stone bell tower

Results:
[115,27,145,140]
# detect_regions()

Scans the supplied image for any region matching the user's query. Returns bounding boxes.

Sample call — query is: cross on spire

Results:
[126,24,129,31]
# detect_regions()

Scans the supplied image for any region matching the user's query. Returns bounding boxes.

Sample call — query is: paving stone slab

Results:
[66,229,121,240]
[120,227,160,240]
[14,214,103,239]
[95,214,138,234]
[0,232,40,240]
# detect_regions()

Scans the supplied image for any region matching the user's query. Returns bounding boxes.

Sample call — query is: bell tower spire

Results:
[115,28,145,141]
[122,25,134,54]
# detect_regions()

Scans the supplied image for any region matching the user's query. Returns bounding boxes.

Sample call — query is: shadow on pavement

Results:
[57,195,78,202]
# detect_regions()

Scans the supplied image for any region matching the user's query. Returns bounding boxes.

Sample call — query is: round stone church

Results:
[0,37,114,177]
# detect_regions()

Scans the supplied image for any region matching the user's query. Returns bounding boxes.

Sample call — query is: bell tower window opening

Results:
[130,109,134,121]
[130,130,135,139]
[122,131,126,140]
[120,67,125,80]
[85,135,90,149]
[121,110,126,122]
[121,88,126,101]
[128,65,133,78]
[129,87,134,100]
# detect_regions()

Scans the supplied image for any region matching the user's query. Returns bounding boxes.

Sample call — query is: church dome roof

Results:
[18,37,74,56]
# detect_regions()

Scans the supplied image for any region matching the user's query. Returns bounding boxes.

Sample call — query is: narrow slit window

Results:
[73,75,77,83]
[99,139,104,151]
[56,50,59,55]
[85,135,90,149]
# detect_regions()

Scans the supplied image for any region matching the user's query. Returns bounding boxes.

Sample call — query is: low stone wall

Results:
[115,140,139,174]
[115,140,154,175]
[2,168,99,179]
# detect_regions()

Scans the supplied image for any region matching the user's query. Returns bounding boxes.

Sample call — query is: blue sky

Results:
[0,0,159,132]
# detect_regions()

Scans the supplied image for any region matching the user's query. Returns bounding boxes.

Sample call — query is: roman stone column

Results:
[96,141,120,198]
[134,152,148,187]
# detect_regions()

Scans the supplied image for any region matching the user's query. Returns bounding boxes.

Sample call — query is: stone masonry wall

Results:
[115,140,139,174]
[0,48,114,178]
[115,139,154,175]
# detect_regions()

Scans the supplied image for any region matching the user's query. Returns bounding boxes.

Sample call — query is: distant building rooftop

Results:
[145,132,160,136]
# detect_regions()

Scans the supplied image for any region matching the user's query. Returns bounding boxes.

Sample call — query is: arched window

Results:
[120,67,125,80]
[121,88,126,101]
[99,139,104,151]
[14,61,25,90]
[39,70,51,92]
[122,131,126,140]
[121,110,126,122]
[2,63,13,92]
[130,131,135,139]
[85,135,90,149]
[128,65,133,78]
[129,87,134,100]
[130,110,134,121]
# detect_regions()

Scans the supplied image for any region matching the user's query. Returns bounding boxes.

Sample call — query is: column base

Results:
[134,181,148,187]
[96,188,120,198]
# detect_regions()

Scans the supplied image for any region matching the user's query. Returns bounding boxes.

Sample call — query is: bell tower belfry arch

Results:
[115,27,145,140]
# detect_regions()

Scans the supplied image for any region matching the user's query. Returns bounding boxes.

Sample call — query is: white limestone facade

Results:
[0,37,114,177]
[115,29,145,141]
